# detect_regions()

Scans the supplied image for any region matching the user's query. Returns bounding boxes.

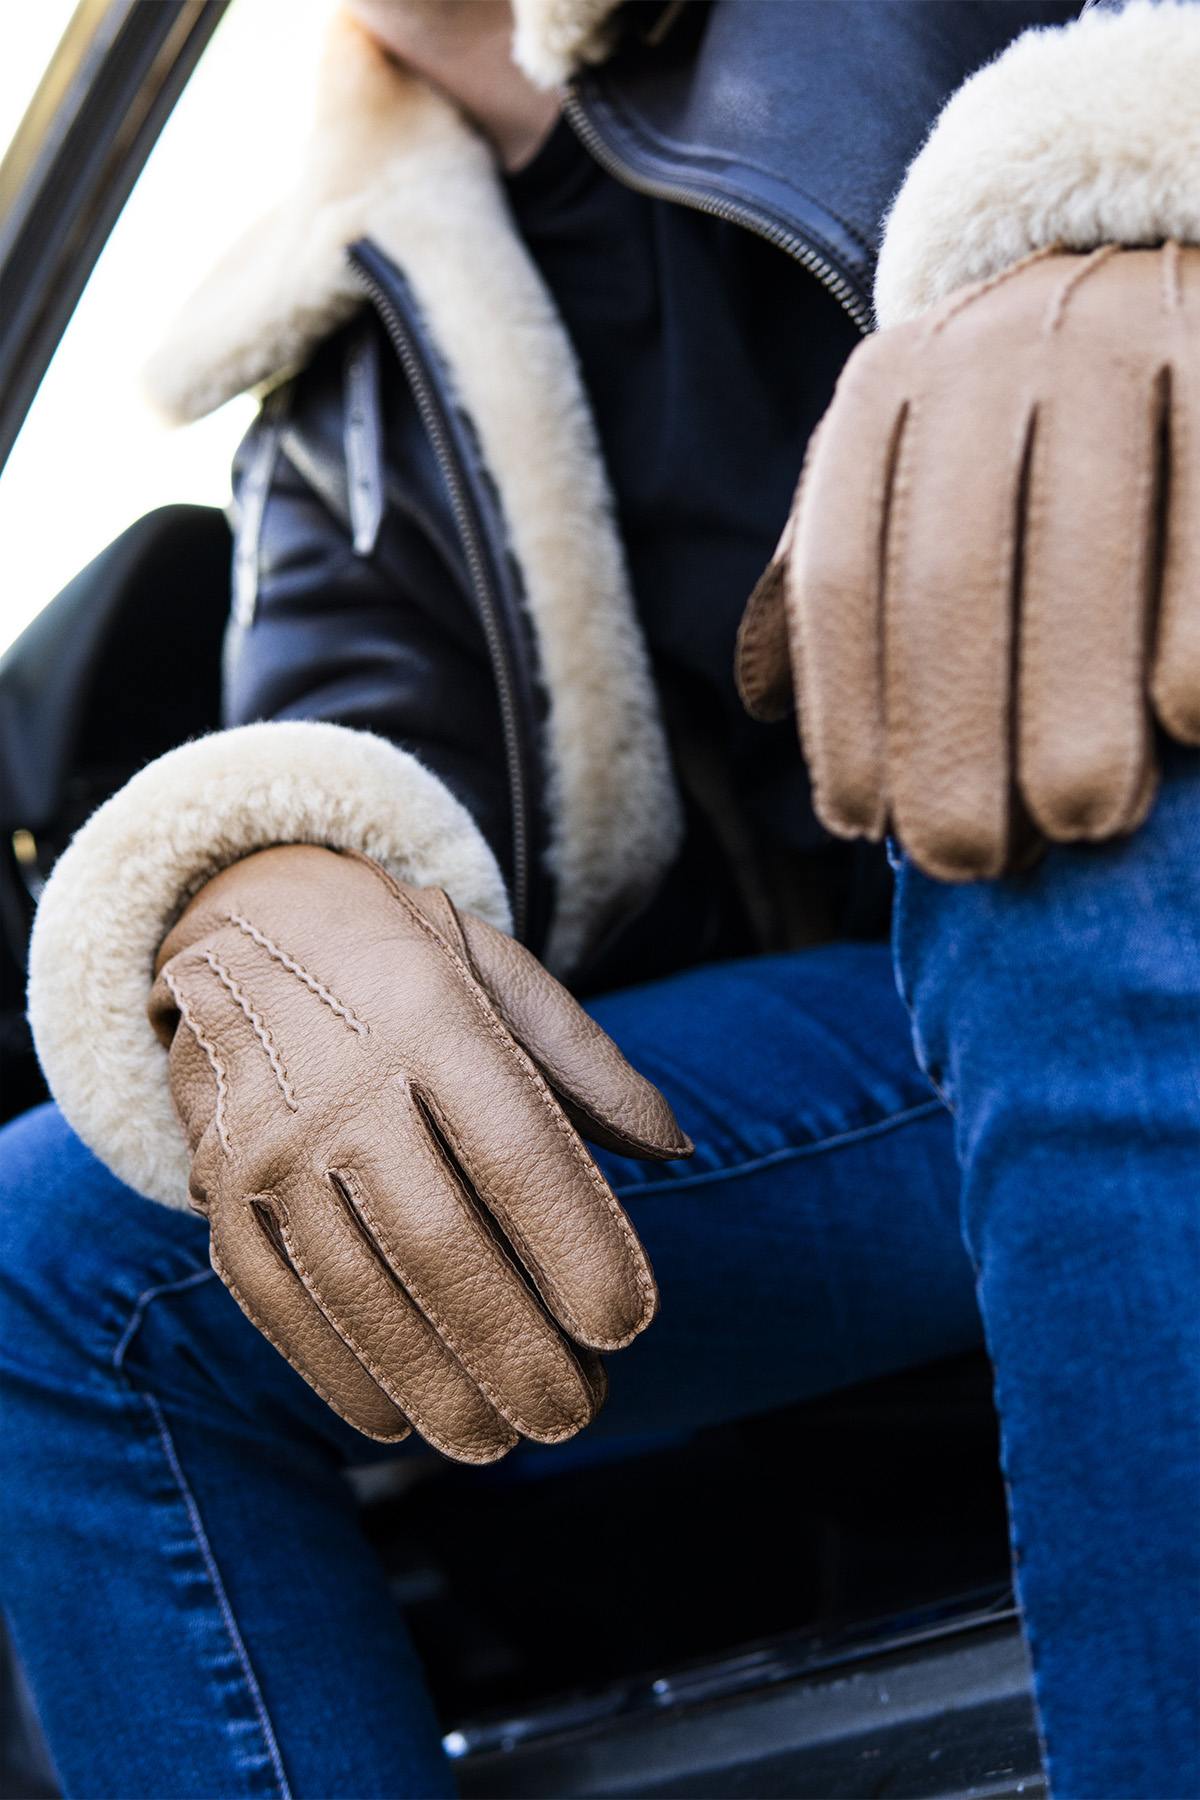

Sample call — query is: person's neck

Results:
[349,1,560,172]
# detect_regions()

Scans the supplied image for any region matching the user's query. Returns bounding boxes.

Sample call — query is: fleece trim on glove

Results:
[875,1,1200,327]
[27,721,511,1207]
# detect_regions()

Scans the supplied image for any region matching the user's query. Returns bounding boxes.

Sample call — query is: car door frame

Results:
[0,0,228,473]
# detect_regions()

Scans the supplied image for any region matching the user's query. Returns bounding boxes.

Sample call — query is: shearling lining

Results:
[510,0,620,86]
[875,1,1200,327]
[27,721,511,1207]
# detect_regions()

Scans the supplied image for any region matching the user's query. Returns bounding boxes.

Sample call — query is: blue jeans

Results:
[2,754,1198,1800]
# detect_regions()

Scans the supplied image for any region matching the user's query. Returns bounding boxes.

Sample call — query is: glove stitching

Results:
[542,1087,678,1162]
[333,1164,592,1442]
[476,990,684,1161]
[1151,323,1192,741]
[735,438,815,719]
[276,1214,517,1463]
[928,244,1061,340]
[1161,241,1182,314]
[1017,380,1157,842]
[163,968,233,1154]
[799,400,905,846]
[226,913,368,1038]
[404,1082,613,1395]
[1042,243,1120,337]
[208,1236,412,1445]
[202,951,298,1112]
[880,397,919,794]
[734,569,781,698]
[351,855,657,1344]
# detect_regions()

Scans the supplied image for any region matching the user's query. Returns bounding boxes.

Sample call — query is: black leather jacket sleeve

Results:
[221,317,516,895]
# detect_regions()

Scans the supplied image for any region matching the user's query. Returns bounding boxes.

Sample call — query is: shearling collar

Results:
[145,8,583,424]
[510,0,624,86]
[146,3,683,980]
[143,1,636,426]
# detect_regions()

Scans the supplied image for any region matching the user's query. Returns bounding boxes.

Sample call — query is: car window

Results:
[0,0,328,654]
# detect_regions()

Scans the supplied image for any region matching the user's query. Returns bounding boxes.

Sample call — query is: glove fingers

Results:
[331,1086,603,1445]
[1017,364,1162,841]
[882,365,1032,880]
[786,341,908,842]
[415,1029,659,1353]
[275,1174,517,1464]
[151,955,293,1151]
[159,1017,224,1162]
[208,1194,412,1443]
[576,1347,608,1411]
[735,483,802,723]
[452,905,690,1162]
[1151,248,1200,744]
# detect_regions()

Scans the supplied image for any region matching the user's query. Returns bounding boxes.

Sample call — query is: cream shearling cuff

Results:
[27,721,511,1209]
[874,1,1200,328]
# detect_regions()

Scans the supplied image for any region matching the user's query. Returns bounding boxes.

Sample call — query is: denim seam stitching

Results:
[111,1266,215,1368]
[612,1097,946,1198]
[138,1391,293,1800]
[112,1272,292,1800]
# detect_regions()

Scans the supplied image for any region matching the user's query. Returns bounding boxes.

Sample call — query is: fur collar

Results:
[144,3,626,424]
[147,11,535,425]
[511,0,623,87]
[147,8,682,977]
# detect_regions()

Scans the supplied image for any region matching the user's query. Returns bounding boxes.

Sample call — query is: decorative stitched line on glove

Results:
[737,244,1200,880]
[148,844,691,1463]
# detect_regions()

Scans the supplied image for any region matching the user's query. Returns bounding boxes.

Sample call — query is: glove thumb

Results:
[444,900,692,1163]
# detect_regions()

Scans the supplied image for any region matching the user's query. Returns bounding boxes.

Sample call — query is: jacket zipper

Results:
[347,246,533,944]
[561,88,872,335]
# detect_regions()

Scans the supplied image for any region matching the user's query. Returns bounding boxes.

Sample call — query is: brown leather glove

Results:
[148,844,690,1462]
[737,244,1200,880]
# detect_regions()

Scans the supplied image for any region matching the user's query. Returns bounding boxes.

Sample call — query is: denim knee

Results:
[0,1103,208,1380]
[892,750,1200,1289]
[894,750,1200,1111]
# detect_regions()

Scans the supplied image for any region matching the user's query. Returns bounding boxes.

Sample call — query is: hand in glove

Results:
[148,844,690,1462]
[737,244,1200,879]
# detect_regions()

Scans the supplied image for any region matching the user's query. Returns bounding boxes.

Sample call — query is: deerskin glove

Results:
[737,244,1200,880]
[148,844,690,1462]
